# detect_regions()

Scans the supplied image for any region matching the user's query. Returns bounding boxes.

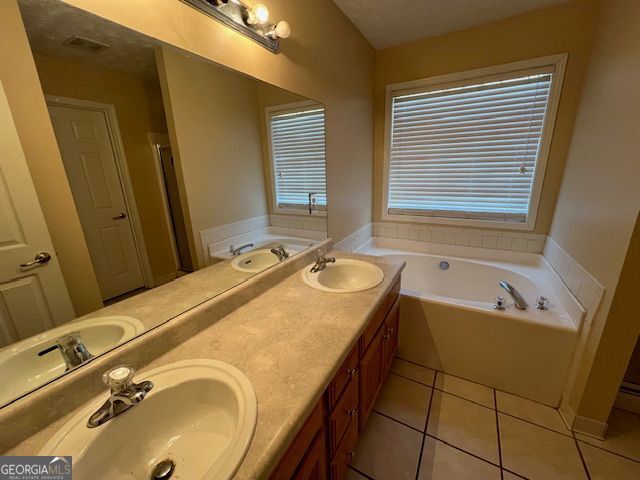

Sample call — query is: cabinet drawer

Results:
[330,412,359,480]
[360,276,401,354]
[327,345,359,408]
[328,373,359,455]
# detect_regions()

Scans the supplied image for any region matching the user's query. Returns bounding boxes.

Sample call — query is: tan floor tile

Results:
[417,436,501,480]
[375,374,432,430]
[499,413,587,479]
[496,390,571,435]
[391,358,436,385]
[352,412,423,480]
[426,390,499,464]
[501,471,525,479]
[434,373,494,408]
[346,468,369,480]
[580,442,640,479]
[576,409,640,461]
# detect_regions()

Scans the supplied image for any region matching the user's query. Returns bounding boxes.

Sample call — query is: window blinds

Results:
[387,71,554,222]
[270,107,327,211]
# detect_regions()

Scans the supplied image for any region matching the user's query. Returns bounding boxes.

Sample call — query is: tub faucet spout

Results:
[499,281,528,310]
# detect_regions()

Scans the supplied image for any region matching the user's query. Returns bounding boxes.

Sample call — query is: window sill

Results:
[381,211,534,231]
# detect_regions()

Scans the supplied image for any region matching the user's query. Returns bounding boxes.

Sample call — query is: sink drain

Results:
[151,459,175,480]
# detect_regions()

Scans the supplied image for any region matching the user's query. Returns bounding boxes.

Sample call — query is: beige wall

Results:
[549,0,640,425]
[373,0,598,234]
[0,0,102,315]
[32,52,177,285]
[60,0,375,244]
[157,47,270,268]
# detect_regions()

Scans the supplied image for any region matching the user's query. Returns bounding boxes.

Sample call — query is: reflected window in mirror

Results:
[266,102,327,215]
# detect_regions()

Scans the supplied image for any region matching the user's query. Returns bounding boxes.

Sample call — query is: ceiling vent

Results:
[63,36,110,53]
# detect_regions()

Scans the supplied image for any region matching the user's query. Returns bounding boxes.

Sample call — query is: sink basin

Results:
[0,315,143,406]
[230,248,280,273]
[40,359,257,480]
[302,258,384,293]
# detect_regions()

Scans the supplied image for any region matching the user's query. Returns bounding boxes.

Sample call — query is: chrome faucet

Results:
[38,332,93,371]
[229,243,254,256]
[499,281,528,310]
[87,365,153,428]
[270,244,289,261]
[310,249,335,273]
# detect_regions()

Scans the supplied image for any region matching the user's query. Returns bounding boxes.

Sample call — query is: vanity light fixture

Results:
[181,0,290,52]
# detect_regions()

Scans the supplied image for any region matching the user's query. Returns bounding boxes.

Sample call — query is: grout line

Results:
[494,390,504,480]
[424,433,502,469]
[394,355,433,370]
[502,468,529,479]
[414,372,436,480]
[572,432,592,480]
[574,439,640,465]
[372,409,424,434]
[389,371,433,388]
[497,411,573,438]
[431,385,496,412]
[348,465,375,480]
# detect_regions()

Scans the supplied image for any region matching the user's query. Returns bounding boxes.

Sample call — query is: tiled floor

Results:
[349,357,640,480]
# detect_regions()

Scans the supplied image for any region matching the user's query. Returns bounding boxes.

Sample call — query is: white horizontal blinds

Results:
[388,70,554,222]
[270,107,327,211]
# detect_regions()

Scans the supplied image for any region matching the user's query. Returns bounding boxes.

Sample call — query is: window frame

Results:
[382,54,568,231]
[265,100,327,217]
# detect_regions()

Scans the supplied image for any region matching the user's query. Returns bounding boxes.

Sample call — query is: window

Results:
[384,55,566,229]
[267,102,327,214]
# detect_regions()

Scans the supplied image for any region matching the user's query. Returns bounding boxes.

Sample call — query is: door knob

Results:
[112,212,127,220]
[20,251,52,269]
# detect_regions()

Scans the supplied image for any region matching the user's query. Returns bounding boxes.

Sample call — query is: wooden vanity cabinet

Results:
[269,276,401,480]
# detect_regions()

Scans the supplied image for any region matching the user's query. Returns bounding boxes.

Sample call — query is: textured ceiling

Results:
[332,0,571,49]
[18,0,159,79]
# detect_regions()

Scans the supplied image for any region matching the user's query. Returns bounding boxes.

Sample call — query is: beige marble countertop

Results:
[7,251,404,480]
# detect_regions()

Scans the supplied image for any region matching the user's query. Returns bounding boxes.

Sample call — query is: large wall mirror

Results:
[0,0,327,407]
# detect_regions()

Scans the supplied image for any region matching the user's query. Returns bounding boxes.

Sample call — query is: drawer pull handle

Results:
[383,333,390,339]
[347,408,357,417]
[347,367,358,378]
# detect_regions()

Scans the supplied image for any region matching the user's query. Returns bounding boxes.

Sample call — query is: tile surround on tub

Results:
[370,221,547,253]
[199,214,326,264]
[334,223,373,253]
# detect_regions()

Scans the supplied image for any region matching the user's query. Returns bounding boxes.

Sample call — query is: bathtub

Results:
[359,238,584,406]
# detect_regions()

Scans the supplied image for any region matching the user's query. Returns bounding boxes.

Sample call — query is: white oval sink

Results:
[302,258,384,293]
[0,315,143,406]
[40,359,257,480]
[230,248,279,273]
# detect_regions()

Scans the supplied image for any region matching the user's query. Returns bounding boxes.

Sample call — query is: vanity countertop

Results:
[6,251,404,479]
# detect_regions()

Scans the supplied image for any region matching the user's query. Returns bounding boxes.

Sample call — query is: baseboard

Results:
[573,414,608,440]
[615,389,640,414]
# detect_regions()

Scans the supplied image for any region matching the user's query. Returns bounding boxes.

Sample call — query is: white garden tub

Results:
[359,238,584,406]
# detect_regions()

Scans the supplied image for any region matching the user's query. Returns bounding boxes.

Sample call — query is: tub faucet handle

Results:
[536,296,549,310]
[493,296,506,311]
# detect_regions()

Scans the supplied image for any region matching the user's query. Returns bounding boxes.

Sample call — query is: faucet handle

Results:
[103,365,135,392]
[493,296,506,311]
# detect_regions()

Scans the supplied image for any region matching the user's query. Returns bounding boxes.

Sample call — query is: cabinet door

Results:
[383,297,400,374]
[330,413,359,480]
[359,322,385,430]
[293,431,327,480]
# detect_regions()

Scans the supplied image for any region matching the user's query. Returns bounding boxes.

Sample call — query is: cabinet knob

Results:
[383,333,390,339]
[347,408,357,417]
[346,450,356,459]
[347,367,358,378]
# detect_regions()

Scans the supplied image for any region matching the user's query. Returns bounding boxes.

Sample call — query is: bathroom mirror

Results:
[0,0,327,407]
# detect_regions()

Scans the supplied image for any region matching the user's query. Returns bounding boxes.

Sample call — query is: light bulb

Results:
[249,3,269,25]
[274,20,291,39]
